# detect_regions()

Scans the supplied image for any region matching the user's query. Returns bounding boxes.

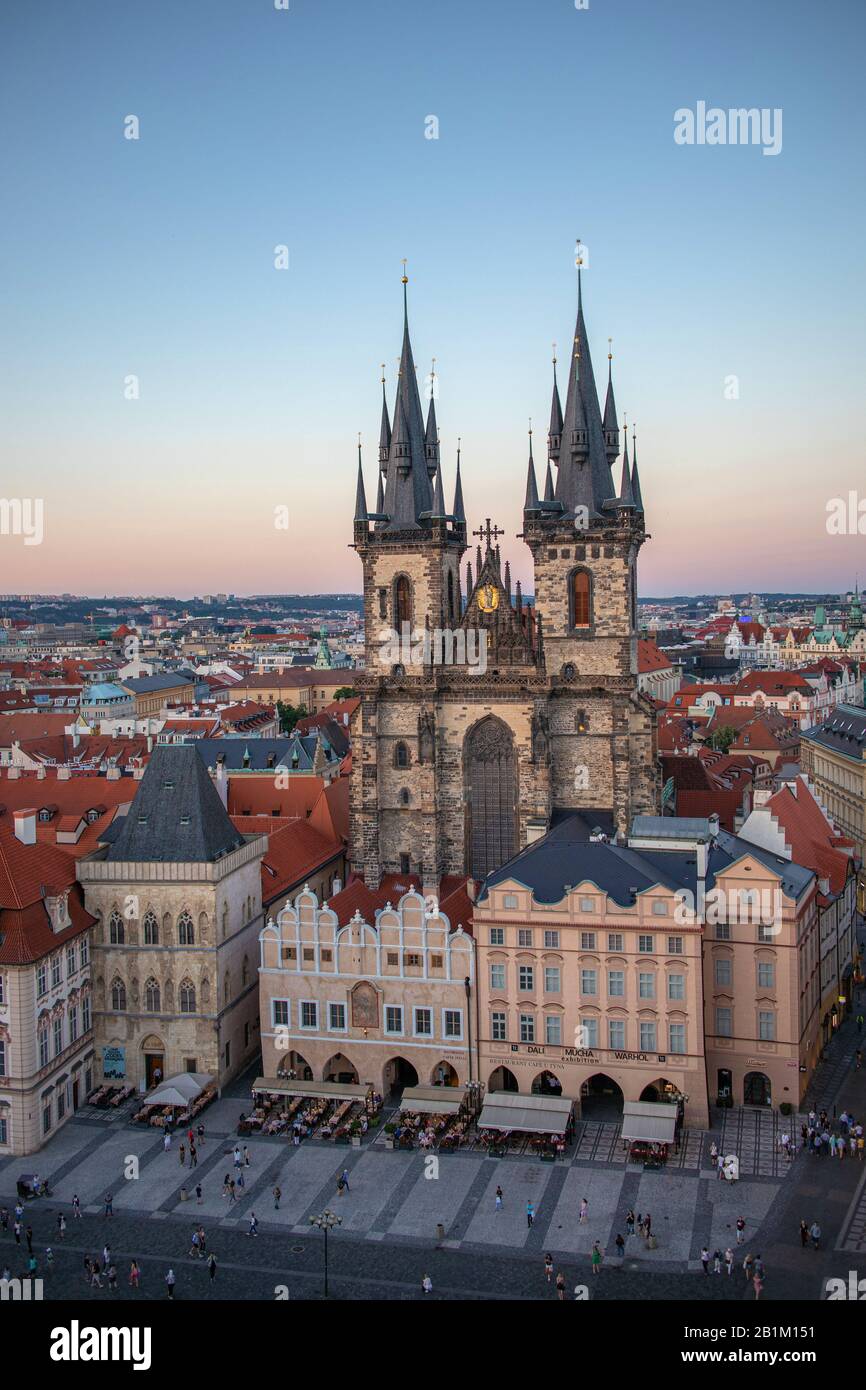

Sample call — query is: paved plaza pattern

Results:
[0,1087,787,1274]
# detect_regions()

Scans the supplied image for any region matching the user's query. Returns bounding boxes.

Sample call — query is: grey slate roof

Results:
[121,672,194,694]
[105,745,245,864]
[802,705,866,761]
[193,733,338,773]
[478,809,814,907]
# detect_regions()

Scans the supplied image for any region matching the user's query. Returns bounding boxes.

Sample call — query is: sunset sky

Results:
[1,0,864,598]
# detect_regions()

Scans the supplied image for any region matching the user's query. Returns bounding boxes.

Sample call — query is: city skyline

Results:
[1,0,864,596]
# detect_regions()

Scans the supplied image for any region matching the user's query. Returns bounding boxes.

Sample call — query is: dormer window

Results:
[45,891,71,933]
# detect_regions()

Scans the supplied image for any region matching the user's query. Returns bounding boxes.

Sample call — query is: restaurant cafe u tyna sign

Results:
[488,1044,685,1069]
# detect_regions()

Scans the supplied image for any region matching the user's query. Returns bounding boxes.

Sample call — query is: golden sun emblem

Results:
[477,583,499,614]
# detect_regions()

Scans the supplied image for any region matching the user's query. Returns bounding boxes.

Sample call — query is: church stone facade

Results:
[350,270,659,891]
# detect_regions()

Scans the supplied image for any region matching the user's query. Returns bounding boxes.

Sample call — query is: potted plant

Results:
[384,1122,395,1149]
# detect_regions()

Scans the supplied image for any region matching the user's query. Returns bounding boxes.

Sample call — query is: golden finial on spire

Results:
[623,412,628,434]
[552,341,557,365]
[608,336,613,361]
[380,362,386,384]
[575,238,583,268]
[528,416,533,435]
[401,258,408,285]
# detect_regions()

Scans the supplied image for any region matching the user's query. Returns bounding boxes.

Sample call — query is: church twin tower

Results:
[349,269,659,891]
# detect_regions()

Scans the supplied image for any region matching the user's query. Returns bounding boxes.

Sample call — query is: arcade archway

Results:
[531,1069,563,1096]
[640,1077,677,1104]
[277,1050,313,1082]
[580,1072,624,1121]
[430,1060,459,1087]
[384,1056,419,1093]
[488,1065,519,1093]
[323,1053,359,1085]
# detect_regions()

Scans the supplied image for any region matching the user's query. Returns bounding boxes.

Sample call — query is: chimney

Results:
[752,788,772,807]
[36,765,46,781]
[13,808,37,845]
[707,812,720,837]
[331,877,342,896]
[818,876,830,895]
[72,729,80,749]
[57,766,71,781]
[106,766,121,781]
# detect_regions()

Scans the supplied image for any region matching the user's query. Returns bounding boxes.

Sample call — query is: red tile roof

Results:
[0,821,96,963]
[637,639,674,674]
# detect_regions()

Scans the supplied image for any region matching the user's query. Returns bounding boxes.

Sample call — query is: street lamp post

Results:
[309,1208,342,1298]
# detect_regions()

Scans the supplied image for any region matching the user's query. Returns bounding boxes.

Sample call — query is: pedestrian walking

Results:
[544,1253,554,1282]
[228,1180,236,1205]
[27,1255,38,1278]
[102,1243,111,1268]
[179,1144,186,1167]
[526,1200,534,1228]
[590,1242,603,1274]
[743,1253,755,1281]
[189,1145,198,1169]
[197,1226,206,1256]
[103,1193,113,1218]
[129,1260,140,1288]
[163,1132,171,1153]
[187,1127,194,1146]
[337,1174,346,1197]
[555,1272,566,1300]
[799,1219,808,1248]
[717,1153,725,1180]
[615,1234,625,1258]
[713,1249,722,1275]
[701,1247,710,1275]
[13,1221,21,1246]
[107,1263,117,1291]
[248,1213,258,1237]
[14,1202,23,1223]
[243,1146,251,1167]
[165,1268,176,1299]
[189,1230,201,1259]
[237,1168,245,1190]
[644,1212,652,1237]
[45,1247,54,1274]
[857,1012,864,1034]
[736,1216,745,1245]
[0,1207,7,1232]
[495,1186,503,1211]
[753,1271,763,1299]
[579,1197,588,1224]
[58,1213,66,1240]
[421,1274,433,1294]
[710,1140,718,1162]
[25,1226,33,1254]
[625,1208,635,1235]
[83,1255,92,1284]
[90,1259,103,1289]
[724,1247,734,1276]
[196,1183,203,1205]
[810,1221,821,1249]
[340,1167,350,1191]
[233,1145,241,1169]
[197,1123,205,1146]
[273,1185,282,1210]
[207,1253,217,1283]
[72,1194,82,1219]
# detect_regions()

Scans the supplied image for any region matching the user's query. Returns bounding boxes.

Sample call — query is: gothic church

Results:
[349,269,659,890]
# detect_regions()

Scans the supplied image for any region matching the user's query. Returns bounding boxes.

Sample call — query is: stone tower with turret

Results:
[349,267,658,890]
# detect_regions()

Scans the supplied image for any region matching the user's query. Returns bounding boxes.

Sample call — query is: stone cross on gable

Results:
[471,519,505,552]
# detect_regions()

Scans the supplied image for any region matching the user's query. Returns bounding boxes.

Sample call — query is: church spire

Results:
[631,426,644,513]
[544,461,555,503]
[354,435,368,521]
[550,244,616,520]
[378,365,391,465]
[424,359,439,474]
[380,264,434,531]
[452,440,466,529]
[431,460,447,519]
[603,339,619,465]
[548,344,563,460]
[524,423,540,513]
[618,419,634,507]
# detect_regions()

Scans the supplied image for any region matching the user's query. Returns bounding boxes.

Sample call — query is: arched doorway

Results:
[323,1053,358,1085]
[488,1066,519,1093]
[744,1071,772,1107]
[431,1061,459,1087]
[464,716,517,881]
[580,1073,624,1121]
[383,1057,419,1094]
[531,1070,563,1096]
[141,1035,165,1089]
[277,1050,313,1082]
[640,1078,677,1104]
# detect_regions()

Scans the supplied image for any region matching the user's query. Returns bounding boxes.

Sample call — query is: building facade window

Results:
[714,958,732,987]
[443,1009,462,1039]
[667,974,685,1000]
[413,1007,432,1036]
[639,1021,657,1051]
[490,963,506,991]
[668,1023,686,1054]
[385,1005,403,1034]
[544,966,561,993]
[489,928,504,945]
[545,1015,562,1045]
[667,936,683,954]
[329,1003,347,1032]
[517,929,533,948]
[544,930,560,948]
[758,1010,776,1040]
[608,970,625,997]
[715,1006,732,1036]
[608,1019,626,1049]
[177,911,195,946]
[143,911,159,945]
[272,1000,289,1027]
[491,1011,506,1041]
[570,568,591,629]
[179,980,196,1013]
[638,972,655,999]
[607,933,623,952]
[111,979,127,1011]
[638,935,654,953]
[300,1001,318,1029]
[519,1013,535,1043]
[580,932,596,950]
[518,965,534,992]
[581,1017,599,1048]
[580,969,597,995]
[144,979,160,1013]
[757,961,775,989]
[109,911,124,945]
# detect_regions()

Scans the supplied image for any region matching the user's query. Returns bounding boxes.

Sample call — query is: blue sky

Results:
[1,0,864,596]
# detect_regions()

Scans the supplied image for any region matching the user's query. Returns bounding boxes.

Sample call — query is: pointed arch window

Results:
[179,979,196,1014]
[144,978,161,1013]
[177,911,194,946]
[111,978,127,1012]
[569,569,592,630]
[394,575,412,628]
[109,911,125,946]
[447,570,455,622]
[143,911,159,945]
[394,741,410,769]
